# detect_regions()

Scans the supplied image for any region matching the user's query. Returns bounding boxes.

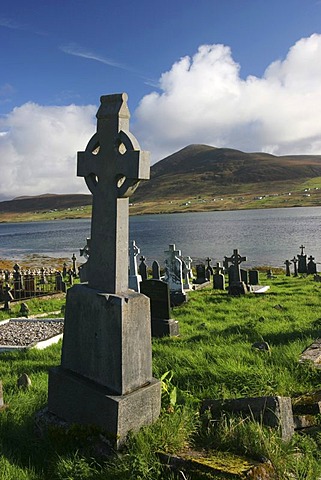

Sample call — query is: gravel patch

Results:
[0,319,64,347]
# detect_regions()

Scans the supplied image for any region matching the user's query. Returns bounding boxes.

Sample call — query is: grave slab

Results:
[201,396,294,441]
[0,318,64,352]
[158,451,275,479]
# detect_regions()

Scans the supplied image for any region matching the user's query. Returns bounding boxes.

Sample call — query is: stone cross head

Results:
[77,93,150,292]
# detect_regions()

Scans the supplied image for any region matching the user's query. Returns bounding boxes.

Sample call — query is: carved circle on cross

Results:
[82,130,142,199]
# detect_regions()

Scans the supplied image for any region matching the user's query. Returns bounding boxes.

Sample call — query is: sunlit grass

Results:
[1,274,321,477]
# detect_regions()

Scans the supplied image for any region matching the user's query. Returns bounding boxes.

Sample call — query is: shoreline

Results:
[1,201,321,224]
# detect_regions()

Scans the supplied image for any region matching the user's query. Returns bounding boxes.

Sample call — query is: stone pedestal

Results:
[48,368,161,448]
[48,284,161,446]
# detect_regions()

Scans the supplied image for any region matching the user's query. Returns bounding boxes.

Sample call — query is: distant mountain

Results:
[2,144,321,215]
[0,193,92,214]
[132,144,321,201]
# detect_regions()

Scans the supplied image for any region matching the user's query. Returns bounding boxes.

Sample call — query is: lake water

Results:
[0,207,321,268]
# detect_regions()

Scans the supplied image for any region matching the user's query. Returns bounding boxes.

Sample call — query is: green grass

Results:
[0,295,66,322]
[1,274,321,478]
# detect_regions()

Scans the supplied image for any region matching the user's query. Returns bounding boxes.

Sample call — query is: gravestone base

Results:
[48,367,161,448]
[48,283,161,447]
[151,317,179,338]
[228,281,248,296]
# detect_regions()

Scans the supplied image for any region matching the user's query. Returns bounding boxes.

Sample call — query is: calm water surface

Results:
[0,207,321,268]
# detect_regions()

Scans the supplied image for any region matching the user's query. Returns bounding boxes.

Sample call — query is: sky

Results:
[1,0,321,201]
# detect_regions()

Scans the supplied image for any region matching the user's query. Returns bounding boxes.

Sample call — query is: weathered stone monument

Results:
[284,259,291,276]
[307,255,317,275]
[48,93,161,447]
[297,244,307,274]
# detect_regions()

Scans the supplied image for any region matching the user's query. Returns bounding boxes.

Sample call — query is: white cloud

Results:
[0,103,96,201]
[2,34,321,201]
[134,34,321,163]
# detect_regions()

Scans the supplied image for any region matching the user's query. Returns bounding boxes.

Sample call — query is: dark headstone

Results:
[3,284,13,311]
[55,271,66,292]
[62,263,67,277]
[138,256,148,281]
[249,269,259,285]
[307,255,317,275]
[152,261,160,280]
[194,264,206,284]
[297,244,307,274]
[291,257,298,277]
[20,303,29,317]
[224,249,248,295]
[240,268,248,285]
[284,259,291,276]
[205,257,213,280]
[140,279,179,337]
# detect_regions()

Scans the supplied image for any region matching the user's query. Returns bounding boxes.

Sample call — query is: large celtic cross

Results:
[77,93,150,293]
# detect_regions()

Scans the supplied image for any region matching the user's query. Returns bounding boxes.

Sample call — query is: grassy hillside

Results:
[2,145,321,221]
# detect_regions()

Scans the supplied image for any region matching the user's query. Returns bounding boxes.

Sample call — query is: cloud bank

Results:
[0,103,96,201]
[134,33,321,162]
[1,33,321,200]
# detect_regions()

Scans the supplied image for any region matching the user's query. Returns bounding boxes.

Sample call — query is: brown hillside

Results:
[0,193,92,214]
[133,144,321,201]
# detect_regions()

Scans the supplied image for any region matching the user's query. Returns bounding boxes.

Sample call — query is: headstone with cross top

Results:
[77,93,149,293]
[297,244,307,274]
[224,249,247,283]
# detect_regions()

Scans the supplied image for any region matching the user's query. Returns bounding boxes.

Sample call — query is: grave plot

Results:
[0,318,64,351]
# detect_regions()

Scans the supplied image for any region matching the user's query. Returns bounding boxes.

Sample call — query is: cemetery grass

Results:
[1,276,321,478]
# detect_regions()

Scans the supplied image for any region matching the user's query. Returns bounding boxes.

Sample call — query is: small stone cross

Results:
[72,253,77,276]
[164,244,182,259]
[291,257,298,276]
[129,240,140,276]
[206,257,213,277]
[300,244,305,255]
[77,94,150,292]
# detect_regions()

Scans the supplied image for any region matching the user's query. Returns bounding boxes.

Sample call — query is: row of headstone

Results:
[284,245,317,276]
[0,264,67,304]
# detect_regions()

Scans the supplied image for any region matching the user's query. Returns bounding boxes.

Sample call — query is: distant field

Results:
[1,179,321,223]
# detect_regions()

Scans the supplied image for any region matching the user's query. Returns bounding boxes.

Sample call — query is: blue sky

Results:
[1,0,321,200]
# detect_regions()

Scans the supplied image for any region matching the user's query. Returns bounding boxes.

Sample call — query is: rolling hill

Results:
[132,144,321,202]
[2,144,321,219]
